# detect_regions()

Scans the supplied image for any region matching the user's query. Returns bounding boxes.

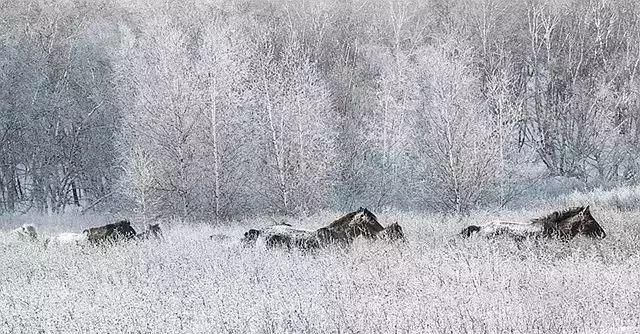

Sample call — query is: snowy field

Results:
[0,208,639,334]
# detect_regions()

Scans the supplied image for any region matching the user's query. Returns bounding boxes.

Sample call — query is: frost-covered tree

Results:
[247,38,336,215]
[115,18,205,219]
[195,19,254,221]
[3,0,640,216]
[0,0,120,214]
[411,41,500,212]
[365,47,418,208]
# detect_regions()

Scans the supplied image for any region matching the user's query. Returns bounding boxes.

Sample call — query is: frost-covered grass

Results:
[1,208,639,334]
[561,185,640,211]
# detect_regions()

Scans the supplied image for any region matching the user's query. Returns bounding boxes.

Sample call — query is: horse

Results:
[11,224,38,241]
[327,208,405,241]
[240,207,406,250]
[135,224,163,241]
[84,220,137,244]
[327,207,385,239]
[460,206,606,240]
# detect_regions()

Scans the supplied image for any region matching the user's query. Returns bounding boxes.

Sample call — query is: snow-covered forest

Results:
[2,0,640,219]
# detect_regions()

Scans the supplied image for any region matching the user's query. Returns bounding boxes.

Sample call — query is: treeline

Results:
[1,0,639,220]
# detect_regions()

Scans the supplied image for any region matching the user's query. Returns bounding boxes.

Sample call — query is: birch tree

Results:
[412,41,500,212]
[196,20,253,221]
[248,38,335,215]
[115,18,204,219]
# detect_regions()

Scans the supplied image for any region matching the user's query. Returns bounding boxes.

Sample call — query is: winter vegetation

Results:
[2,0,640,219]
[2,0,640,332]
[0,200,639,333]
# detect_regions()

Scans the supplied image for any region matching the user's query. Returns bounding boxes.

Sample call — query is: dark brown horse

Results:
[84,220,137,244]
[326,208,405,241]
[460,206,606,240]
[240,207,405,250]
[326,207,385,239]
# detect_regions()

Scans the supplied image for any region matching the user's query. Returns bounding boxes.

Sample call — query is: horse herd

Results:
[236,205,606,250]
[8,220,163,246]
[5,206,606,249]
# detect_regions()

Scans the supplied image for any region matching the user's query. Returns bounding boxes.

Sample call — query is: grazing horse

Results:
[460,206,606,240]
[136,224,163,241]
[240,207,406,250]
[84,220,137,244]
[11,224,38,241]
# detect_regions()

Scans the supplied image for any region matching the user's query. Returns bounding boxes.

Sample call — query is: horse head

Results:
[540,206,606,239]
[573,206,606,239]
[379,222,405,241]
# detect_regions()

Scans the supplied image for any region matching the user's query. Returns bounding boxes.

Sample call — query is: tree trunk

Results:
[210,85,221,224]
[71,180,80,206]
[5,165,17,212]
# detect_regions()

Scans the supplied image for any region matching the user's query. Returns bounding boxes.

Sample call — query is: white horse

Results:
[11,224,38,241]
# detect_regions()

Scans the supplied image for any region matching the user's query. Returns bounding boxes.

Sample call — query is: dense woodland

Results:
[1,0,639,220]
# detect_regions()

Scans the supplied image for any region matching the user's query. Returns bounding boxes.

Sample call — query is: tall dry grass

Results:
[0,206,639,333]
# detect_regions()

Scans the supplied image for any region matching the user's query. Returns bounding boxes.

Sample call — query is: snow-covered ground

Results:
[0,208,638,333]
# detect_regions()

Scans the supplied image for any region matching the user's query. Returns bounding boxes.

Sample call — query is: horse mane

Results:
[328,212,357,228]
[357,207,378,222]
[531,206,585,226]
[328,207,379,229]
